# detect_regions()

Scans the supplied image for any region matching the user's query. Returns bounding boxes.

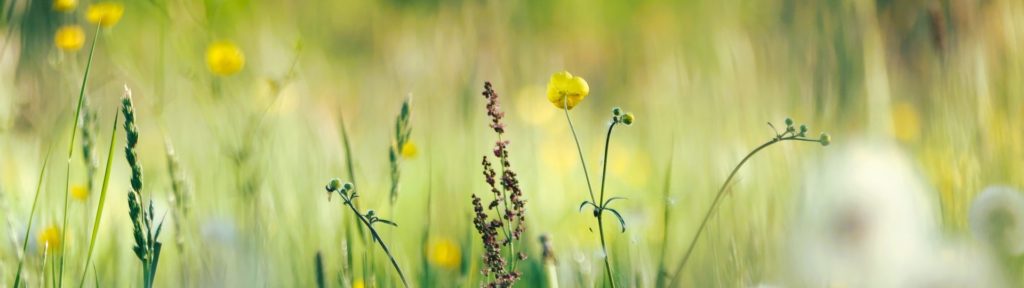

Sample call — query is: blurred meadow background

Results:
[1,0,1024,287]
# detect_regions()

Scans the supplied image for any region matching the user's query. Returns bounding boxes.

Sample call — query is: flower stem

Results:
[597,122,619,288]
[343,200,409,288]
[666,136,817,287]
[562,102,597,204]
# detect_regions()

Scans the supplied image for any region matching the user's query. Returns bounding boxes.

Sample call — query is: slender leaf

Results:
[78,112,119,287]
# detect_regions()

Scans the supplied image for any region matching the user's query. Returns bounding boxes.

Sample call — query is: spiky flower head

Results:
[122,86,143,192]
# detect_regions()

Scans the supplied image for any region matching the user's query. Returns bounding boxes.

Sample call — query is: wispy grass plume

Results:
[387,96,412,205]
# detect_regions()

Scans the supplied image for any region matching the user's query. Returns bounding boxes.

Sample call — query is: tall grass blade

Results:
[59,24,103,288]
[12,144,55,287]
[78,112,119,287]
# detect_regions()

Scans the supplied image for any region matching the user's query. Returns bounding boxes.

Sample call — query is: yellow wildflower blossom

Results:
[546,71,589,110]
[54,25,85,52]
[206,41,245,76]
[38,225,62,253]
[71,184,89,201]
[53,0,76,12]
[86,2,124,27]
[427,237,461,269]
[400,141,418,159]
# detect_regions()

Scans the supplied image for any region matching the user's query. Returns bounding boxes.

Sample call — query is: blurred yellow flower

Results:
[54,25,85,52]
[426,237,461,269]
[546,71,589,110]
[891,101,920,143]
[206,41,245,76]
[38,225,62,253]
[352,279,365,288]
[53,0,76,12]
[400,141,418,159]
[71,184,89,201]
[86,2,124,27]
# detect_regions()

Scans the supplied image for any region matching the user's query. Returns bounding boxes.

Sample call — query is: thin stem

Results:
[13,144,55,287]
[59,24,102,288]
[494,134,517,271]
[562,98,596,204]
[343,200,409,288]
[667,136,815,287]
[596,121,618,288]
[597,216,615,288]
[598,122,618,205]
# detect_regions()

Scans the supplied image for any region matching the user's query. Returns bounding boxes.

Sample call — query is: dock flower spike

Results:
[546,71,589,110]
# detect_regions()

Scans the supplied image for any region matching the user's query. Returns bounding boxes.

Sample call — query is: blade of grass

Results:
[59,24,103,288]
[77,111,119,288]
[13,144,55,287]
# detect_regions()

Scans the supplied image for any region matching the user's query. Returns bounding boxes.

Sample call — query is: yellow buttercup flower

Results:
[400,141,418,159]
[426,237,461,269]
[206,41,245,76]
[53,0,77,12]
[54,25,85,52]
[546,71,589,110]
[38,225,62,253]
[71,184,89,201]
[86,2,124,27]
[891,101,920,143]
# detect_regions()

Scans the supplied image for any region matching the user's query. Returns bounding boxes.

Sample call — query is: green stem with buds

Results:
[328,182,409,288]
[666,123,827,287]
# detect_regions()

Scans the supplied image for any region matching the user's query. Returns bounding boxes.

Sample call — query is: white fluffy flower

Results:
[789,139,938,287]
[968,186,1024,256]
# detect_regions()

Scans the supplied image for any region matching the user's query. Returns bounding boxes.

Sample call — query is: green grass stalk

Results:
[12,144,55,287]
[77,111,119,287]
[58,24,103,288]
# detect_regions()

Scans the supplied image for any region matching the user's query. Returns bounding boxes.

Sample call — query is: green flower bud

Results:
[326,178,341,192]
[342,182,354,191]
[621,113,635,126]
[784,118,794,127]
[799,124,808,134]
[819,133,831,146]
[612,107,623,116]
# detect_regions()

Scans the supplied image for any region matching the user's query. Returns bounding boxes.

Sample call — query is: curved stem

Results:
[597,121,618,288]
[562,99,596,204]
[598,122,618,205]
[344,200,409,288]
[668,137,817,287]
